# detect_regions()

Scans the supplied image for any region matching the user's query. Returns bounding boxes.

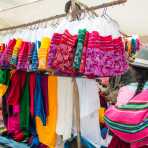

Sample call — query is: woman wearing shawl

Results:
[105,47,148,148]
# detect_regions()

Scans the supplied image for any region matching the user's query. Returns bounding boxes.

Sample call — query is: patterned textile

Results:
[30,41,40,71]
[48,33,62,68]
[105,89,148,144]
[73,29,86,70]
[10,39,23,67]
[0,43,5,59]
[85,32,128,77]
[0,39,16,69]
[17,42,32,71]
[52,30,77,75]
[79,32,89,74]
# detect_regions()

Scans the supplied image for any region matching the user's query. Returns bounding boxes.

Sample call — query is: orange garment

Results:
[36,76,57,148]
[127,38,132,55]
[38,37,51,70]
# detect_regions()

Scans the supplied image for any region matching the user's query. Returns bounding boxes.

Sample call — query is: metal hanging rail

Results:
[0,0,127,32]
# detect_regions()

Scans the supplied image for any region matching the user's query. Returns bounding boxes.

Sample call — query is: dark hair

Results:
[65,0,81,14]
[132,66,148,95]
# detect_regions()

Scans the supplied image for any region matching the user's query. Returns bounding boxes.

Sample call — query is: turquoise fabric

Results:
[0,136,29,148]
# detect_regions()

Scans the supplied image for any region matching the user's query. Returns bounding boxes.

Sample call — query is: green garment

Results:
[0,69,10,97]
[104,116,148,133]
[118,103,148,110]
[73,29,87,69]
[20,73,30,137]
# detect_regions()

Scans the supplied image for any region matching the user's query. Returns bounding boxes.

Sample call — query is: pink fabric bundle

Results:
[85,32,128,77]
[0,39,16,68]
[17,42,32,71]
[48,33,62,68]
[52,30,77,74]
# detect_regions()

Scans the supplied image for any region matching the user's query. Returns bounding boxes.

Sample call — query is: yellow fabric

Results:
[127,38,132,55]
[12,39,23,56]
[38,37,51,70]
[99,107,105,124]
[0,84,7,97]
[36,76,57,148]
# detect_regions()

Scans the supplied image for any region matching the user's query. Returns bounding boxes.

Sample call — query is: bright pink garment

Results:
[29,72,36,118]
[129,90,148,103]
[105,106,148,125]
[52,30,77,74]
[17,42,32,71]
[85,32,128,77]
[105,88,148,144]
[108,135,130,148]
[109,127,148,143]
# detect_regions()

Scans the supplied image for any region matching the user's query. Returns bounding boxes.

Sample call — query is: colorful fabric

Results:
[10,39,23,67]
[85,32,128,77]
[0,69,10,97]
[38,37,51,70]
[20,72,30,137]
[108,135,130,148]
[7,71,26,105]
[0,43,5,58]
[52,30,77,74]
[48,33,62,68]
[17,42,32,71]
[36,76,57,148]
[0,39,16,68]
[30,41,40,71]
[34,74,46,125]
[105,90,148,143]
[73,29,86,70]
[79,32,89,73]
[40,75,49,116]
[29,72,36,118]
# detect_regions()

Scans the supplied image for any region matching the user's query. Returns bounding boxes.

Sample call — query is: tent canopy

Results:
[0,0,148,36]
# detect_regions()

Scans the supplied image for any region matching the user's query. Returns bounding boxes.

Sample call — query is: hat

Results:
[130,46,148,69]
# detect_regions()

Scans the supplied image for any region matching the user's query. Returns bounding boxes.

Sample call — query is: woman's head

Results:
[130,65,148,95]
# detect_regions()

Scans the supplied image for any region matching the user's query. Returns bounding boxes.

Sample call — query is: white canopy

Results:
[0,0,148,36]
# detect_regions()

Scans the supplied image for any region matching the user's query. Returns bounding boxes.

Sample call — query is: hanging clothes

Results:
[29,72,36,118]
[30,41,41,71]
[34,74,46,126]
[48,33,62,69]
[10,39,23,67]
[40,75,49,116]
[76,78,105,148]
[38,37,51,70]
[73,29,87,70]
[0,43,5,59]
[0,69,10,97]
[17,42,32,71]
[0,39,16,68]
[19,72,30,137]
[56,77,74,141]
[85,32,128,77]
[52,30,77,75]
[36,76,57,148]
